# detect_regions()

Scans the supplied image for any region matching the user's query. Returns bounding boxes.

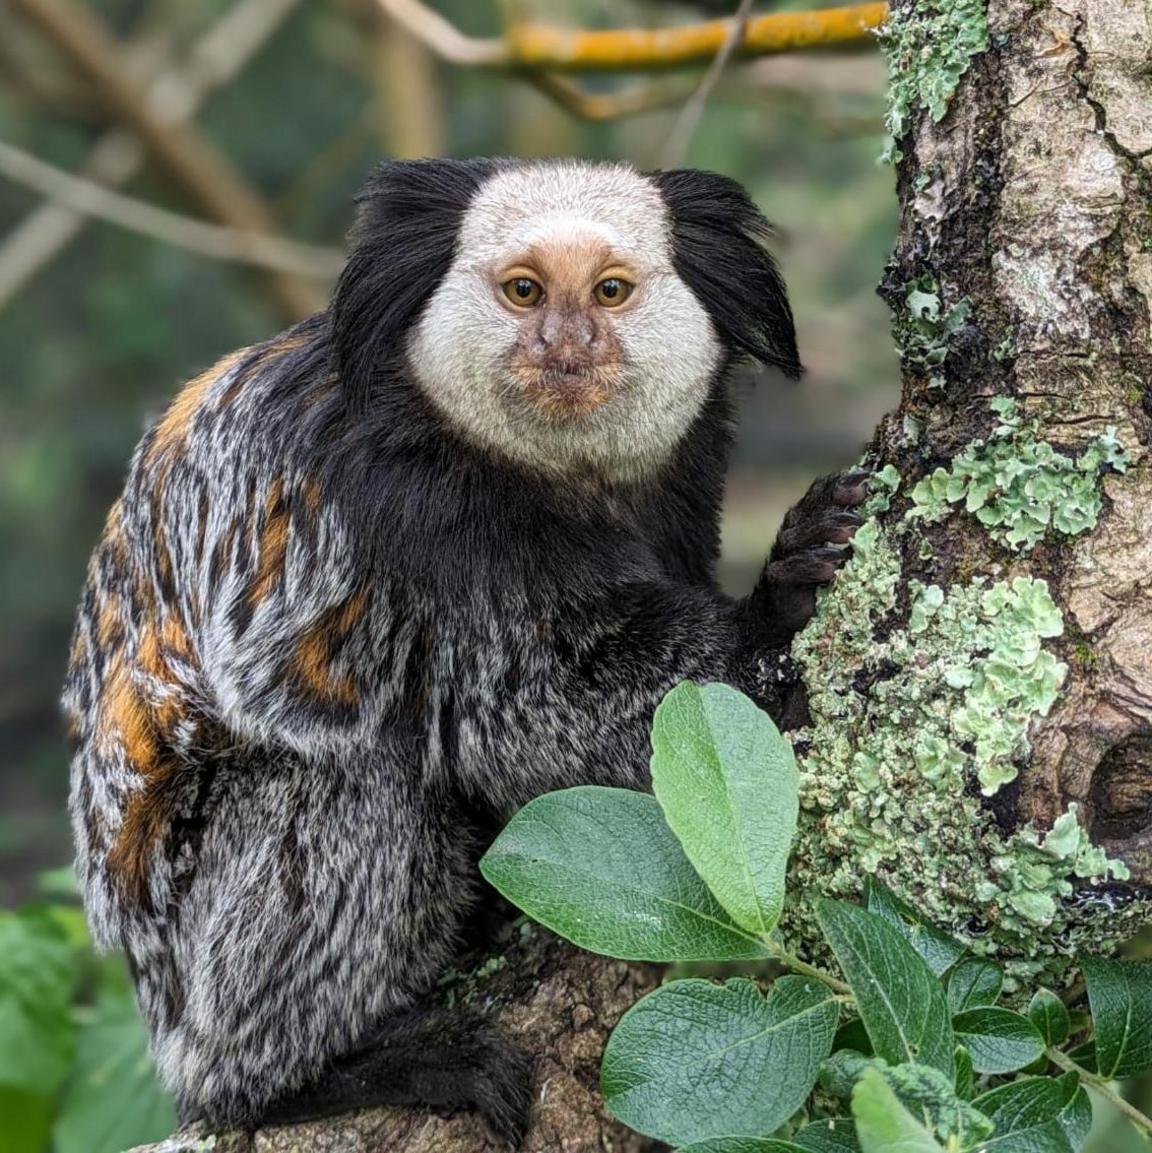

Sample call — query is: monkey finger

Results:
[831,468,873,507]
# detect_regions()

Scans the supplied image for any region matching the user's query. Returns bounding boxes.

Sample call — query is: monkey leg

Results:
[144,755,520,1135]
[260,1004,533,1143]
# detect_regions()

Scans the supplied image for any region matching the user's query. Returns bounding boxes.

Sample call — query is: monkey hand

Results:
[752,469,870,643]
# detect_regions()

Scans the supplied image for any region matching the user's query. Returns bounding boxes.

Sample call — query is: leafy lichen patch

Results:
[894,279,973,390]
[908,398,1130,551]
[784,501,1138,988]
[879,0,989,163]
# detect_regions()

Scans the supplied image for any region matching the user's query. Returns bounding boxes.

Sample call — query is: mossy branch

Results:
[377,0,888,73]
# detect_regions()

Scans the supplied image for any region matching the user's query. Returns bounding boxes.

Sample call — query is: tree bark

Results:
[883,0,1152,868]
[778,0,1152,979]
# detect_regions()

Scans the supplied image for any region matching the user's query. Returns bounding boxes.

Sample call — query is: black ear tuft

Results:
[331,157,503,411]
[648,168,802,378]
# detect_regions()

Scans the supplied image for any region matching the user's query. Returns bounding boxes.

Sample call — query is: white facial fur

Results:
[406,161,722,484]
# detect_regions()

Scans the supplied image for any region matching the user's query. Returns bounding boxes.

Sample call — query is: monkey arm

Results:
[447,581,747,809]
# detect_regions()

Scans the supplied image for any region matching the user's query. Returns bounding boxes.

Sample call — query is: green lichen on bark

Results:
[895,279,974,389]
[879,0,989,162]
[908,399,1131,551]
[782,468,1143,988]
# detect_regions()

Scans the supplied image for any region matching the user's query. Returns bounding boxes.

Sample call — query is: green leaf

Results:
[883,1062,993,1148]
[675,1141,807,1153]
[954,1046,974,1100]
[601,976,838,1146]
[980,1122,1074,1153]
[947,958,1003,1013]
[53,993,175,1153]
[816,900,955,1077]
[821,1054,991,1149]
[952,1008,1045,1074]
[651,682,798,936]
[850,1067,945,1153]
[864,879,966,977]
[819,1048,879,1100]
[974,1072,1089,1151]
[0,910,77,1096]
[480,787,769,961]
[1080,958,1152,1078]
[791,1120,861,1152]
[0,1087,53,1153]
[1064,1039,1095,1072]
[1027,990,1071,1048]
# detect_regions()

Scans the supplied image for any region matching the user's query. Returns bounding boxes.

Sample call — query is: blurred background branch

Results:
[7,0,324,318]
[0,0,304,309]
[0,138,345,276]
[658,0,755,166]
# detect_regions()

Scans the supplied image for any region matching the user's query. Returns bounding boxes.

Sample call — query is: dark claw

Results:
[824,511,863,544]
[831,470,872,507]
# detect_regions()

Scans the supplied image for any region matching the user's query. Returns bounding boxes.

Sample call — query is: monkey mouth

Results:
[513,364,621,420]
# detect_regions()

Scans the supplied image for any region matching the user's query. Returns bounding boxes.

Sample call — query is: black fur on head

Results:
[648,168,802,378]
[330,157,502,414]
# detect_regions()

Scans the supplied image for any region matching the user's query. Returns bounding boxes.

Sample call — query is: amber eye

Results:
[594,278,634,308]
[502,277,544,307]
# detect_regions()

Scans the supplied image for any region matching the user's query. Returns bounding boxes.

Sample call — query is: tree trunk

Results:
[779,0,1152,985]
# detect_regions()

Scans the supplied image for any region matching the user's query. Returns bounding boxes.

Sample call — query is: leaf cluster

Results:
[482,681,1152,1151]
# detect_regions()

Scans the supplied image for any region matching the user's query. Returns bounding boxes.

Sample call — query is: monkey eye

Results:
[593,278,634,308]
[502,277,544,308]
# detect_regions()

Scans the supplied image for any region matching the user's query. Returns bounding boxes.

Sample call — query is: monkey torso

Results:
[62,314,742,1120]
[60,157,835,1131]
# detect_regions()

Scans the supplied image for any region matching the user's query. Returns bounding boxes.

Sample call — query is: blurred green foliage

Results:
[0,874,173,1153]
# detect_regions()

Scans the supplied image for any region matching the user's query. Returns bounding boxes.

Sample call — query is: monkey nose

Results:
[540,311,594,350]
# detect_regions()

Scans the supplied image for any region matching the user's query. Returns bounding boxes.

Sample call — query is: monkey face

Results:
[496,235,631,422]
[407,163,723,483]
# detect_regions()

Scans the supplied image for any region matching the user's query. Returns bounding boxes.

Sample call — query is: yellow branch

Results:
[378,1,890,74]
[507,4,890,72]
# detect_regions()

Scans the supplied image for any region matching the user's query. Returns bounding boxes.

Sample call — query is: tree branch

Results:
[658,0,756,167]
[377,0,889,72]
[0,139,345,277]
[7,0,325,320]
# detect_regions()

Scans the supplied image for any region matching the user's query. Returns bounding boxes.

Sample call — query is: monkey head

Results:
[332,159,801,483]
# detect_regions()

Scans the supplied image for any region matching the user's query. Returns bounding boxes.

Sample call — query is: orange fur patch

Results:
[247,479,290,607]
[290,585,371,706]
[137,623,169,680]
[97,596,124,650]
[146,350,244,467]
[294,630,358,706]
[301,476,323,516]
[101,654,188,905]
[161,615,193,661]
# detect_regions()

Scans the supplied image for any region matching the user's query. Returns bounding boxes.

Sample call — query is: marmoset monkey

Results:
[63,158,865,1143]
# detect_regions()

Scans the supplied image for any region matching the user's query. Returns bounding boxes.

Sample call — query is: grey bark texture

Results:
[875,0,1152,874]
[127,924,659,1152]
